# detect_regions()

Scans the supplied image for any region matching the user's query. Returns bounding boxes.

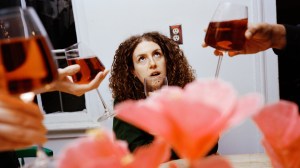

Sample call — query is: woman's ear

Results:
[131,69,137,78]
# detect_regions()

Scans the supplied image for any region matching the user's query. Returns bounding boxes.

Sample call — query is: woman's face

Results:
[132,40,167,84]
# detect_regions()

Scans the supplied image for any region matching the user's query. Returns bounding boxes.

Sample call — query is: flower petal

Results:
[184,79,237,116]
[254,100,300,168]
[115,99,170,136]
[228,93,262,127]
[56,129,130,168]
[128,138,170,168]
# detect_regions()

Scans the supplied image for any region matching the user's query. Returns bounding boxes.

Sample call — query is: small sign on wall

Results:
[169,24,183,44]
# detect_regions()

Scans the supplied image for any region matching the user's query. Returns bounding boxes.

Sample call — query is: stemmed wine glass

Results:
[204,1,248,78]
[0,7,58,167]
[64,42,115,122]
[144,76,168,97]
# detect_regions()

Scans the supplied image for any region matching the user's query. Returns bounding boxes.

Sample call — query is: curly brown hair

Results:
[109,31,196,102]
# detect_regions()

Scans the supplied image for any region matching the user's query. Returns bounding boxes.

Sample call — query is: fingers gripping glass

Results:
[64,42,115,122]
[204,1,248,78]
[0,7,59,168]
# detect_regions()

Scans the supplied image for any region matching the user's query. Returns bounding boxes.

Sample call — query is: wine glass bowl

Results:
[0,7,58,99]
[204,2,248,78]
[65,42,105,84]
[144,76,168,97]
[65,42,115,122]
[205,2,248,51]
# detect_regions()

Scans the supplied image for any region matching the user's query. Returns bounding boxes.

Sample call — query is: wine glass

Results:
[204,1,248,78]
[0,7,58,167]
[64,42,115,122]
[144,76,168,97]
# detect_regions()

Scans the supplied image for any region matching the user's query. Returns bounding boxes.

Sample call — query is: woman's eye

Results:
[138,57,146,63]
[154,52,161,58]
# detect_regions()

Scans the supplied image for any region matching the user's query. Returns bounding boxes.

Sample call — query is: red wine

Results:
[67,56,105,84]
[0,36,58,94]
[205,18,248,51]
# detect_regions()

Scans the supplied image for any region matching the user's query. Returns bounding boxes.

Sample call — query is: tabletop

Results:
[159,153,272,168]
[225,153,272,168]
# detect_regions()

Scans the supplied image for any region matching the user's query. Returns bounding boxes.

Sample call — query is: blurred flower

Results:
[253,100,300,168]
[56,129,170,168]
[115,79,262,161]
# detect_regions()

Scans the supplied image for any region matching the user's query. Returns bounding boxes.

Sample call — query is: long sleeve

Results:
[284,24,300,49]
[273,24,300,56]
[273,24,300,107]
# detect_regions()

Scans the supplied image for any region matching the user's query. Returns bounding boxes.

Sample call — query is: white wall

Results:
[45,0,279,156]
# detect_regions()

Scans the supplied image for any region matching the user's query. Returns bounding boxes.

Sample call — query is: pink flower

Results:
[56,129,170,168]
[253,100,300,168]
[127,137,170,168]
[115,79,262,161]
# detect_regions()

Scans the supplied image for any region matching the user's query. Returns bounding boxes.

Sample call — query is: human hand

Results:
[202,23,287,57]
[0,95,46,151]
[49,65,109,96]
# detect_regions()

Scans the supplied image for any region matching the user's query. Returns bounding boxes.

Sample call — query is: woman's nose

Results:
[148,57,157,68]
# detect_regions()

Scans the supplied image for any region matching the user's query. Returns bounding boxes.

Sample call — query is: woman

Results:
[110,31,218,160]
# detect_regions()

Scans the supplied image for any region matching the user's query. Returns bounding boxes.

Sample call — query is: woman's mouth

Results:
[150,71,161,77]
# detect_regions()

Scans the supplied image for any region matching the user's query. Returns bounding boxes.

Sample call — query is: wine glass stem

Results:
[215,55,223,78]
[22,144,48,168]
[36,144,47,158]
[96,89,110,114]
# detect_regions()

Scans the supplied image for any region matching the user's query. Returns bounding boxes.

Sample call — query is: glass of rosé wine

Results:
[65,42,115,122]
[204,1,248,78]
[144,76,168,97]
[0,7,58,168]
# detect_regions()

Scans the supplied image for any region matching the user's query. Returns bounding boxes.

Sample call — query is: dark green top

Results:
[113,99,218,160]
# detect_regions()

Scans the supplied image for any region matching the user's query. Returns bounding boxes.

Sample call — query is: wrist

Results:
[271,24,286,49]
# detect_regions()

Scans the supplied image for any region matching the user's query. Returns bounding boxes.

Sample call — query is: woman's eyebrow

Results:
[135,53,146,58]
[152,49,162,53]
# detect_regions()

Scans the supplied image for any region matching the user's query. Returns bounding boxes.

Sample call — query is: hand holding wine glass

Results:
[41,64,109,96]
[0,94,46,151]
[65,42,115,122]
[204,1,248,78]
[0,7,58,168]
[144,76,168,97]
